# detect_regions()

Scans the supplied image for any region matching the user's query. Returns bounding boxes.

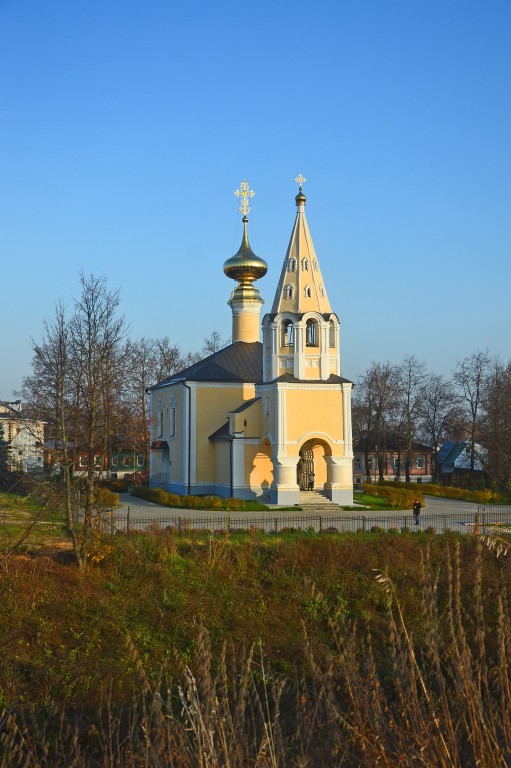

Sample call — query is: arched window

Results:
[306,319,318,347]
[169,394,176,437]
[288,258,297,272]
[304,285,312,298]
[281,319,294,347]
[313,259,318,270]
[319,284,325,298]
[329,319,336,348]
[157,397,164,438]
[285,284,294,300]
[302,258,309,271]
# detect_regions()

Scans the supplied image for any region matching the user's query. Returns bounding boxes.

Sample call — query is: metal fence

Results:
[105,506,511,536]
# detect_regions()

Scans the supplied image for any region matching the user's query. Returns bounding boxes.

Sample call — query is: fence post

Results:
[110,508,114,537]
[127,507,130,537]
[362,516,366,532]
[319,516,322,533]
[275,518,278,534]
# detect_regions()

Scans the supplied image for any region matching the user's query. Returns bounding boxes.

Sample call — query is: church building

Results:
[148,178,353,505]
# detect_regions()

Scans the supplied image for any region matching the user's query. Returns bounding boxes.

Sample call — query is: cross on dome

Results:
[234,179,255,216]
[294,173,307,190]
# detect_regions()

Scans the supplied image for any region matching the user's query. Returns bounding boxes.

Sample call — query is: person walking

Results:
[413,498,422,526]
[308,470,315,491]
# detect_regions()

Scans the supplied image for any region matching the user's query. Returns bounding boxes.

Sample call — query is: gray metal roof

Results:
[151,342,263,387]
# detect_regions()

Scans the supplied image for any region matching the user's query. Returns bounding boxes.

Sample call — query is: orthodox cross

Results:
[294,173,307,190]
[234,179,255,216]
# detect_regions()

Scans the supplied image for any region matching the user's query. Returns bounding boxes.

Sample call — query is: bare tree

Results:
[353,362,399,482]
[21,300,85,564]
[154,337,186,382]
[453,350,491,476]
[396,355,428,482]
[123,337,159,466]
[202,329,228,356]
[480,358,511,489]
[68,273,127,565]
[418,374,460,481]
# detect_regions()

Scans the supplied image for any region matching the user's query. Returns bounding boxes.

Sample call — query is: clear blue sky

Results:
[1,0,510,400]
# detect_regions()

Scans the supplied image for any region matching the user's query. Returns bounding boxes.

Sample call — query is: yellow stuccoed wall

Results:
[231,399,263,437]
[151,385,185,481]
[245,442,273,490]
[169,386,185,481]
[214,442,230,486]
[285,388,344,457]
[232,311,261,344]
[195,384,256,483]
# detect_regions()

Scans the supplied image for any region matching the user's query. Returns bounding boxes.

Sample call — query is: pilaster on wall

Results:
[341,383,353,459]
[269,456,300,505]
[324,455,353,505]
[294,323,305,379]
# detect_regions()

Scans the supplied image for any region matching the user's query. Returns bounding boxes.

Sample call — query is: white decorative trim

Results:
[294,430,343,447]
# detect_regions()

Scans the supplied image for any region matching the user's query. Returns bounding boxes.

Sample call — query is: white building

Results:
[0,401,45,473]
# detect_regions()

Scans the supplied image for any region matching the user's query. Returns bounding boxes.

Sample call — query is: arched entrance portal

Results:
[250,438,273,499]
[298,439,331,491]
[298,443,314,490]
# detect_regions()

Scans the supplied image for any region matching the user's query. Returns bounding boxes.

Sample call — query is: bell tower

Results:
[259,175,353,506]
[262,175,341,381]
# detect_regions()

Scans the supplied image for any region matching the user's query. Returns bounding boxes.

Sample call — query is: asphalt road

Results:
[116,492,481,519]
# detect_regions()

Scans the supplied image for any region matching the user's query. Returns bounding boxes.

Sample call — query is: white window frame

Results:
[169,394,176,438]
[157,396,164,438]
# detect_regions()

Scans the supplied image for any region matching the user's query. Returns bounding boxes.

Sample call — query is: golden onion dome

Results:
[295,189,306,206]
[223,216,268,283]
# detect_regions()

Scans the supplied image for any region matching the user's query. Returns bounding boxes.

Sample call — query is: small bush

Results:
[362,483,421,509]
[132,486,269,512]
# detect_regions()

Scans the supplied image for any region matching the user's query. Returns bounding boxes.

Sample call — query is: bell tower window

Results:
[281,320,294,347]
[285,284,294,300]
[305,285,312,298]
[302,258,309,271]
[288,258,297,272]
[329,319,336,348]
[306,319,318,347]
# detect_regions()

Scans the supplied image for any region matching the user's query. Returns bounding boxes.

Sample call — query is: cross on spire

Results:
[294,173,307,190]
[234,179,255,216]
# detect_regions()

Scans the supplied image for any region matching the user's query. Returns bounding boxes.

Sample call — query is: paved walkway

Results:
[115,492,483,525]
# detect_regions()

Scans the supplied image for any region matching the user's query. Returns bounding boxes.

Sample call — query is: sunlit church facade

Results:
[148,179,353,505]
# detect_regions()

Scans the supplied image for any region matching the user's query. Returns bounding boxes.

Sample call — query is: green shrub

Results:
[131,486,267,511]
[362,483,421,509]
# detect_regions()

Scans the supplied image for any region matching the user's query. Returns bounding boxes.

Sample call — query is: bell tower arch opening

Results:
[298,438,332,492]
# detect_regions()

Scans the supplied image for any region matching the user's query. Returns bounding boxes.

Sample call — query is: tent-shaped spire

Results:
[271,179,332,315]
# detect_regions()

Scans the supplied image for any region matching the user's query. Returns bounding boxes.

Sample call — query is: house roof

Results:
[208,422,232,442]
[229,397,261,414]
[439,441,486,471]
[151,341,263,387]
[352,434,433,452]
[440,442,466,468]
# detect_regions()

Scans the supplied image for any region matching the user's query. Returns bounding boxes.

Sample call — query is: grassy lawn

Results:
[0,491,68,553]
[351,491,396,510]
